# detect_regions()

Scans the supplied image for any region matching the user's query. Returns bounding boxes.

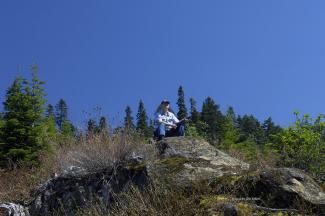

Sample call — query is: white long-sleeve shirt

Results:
[155,111,179,130]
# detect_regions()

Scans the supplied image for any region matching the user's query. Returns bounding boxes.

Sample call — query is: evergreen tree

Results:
[0,113,5,148]
[189,97,200,124]
[55,99,68,129]
[60,121,75,136]
[46,104,55,118]
[148,118,155,137]
[0,71,47,167]
[0,113,4,128]
[222,106,239,149]
[262,117,282,143]
[124,105,135,129]
[237,115,265,145]
[136,100,149,136]
[30,64,46,115]
[188,97,208,138]
[44,104,56,141]
[177,86,187,119]
[201,97,225,144]
[87,119,97,134]
[226,106,237,126]
[99,116,108,132]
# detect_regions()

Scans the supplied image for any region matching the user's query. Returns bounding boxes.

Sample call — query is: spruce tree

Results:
[189,97,200,124]
[87,119,97,134]
[136,100,149,136]
[60,121,75,136]
[262,117,282,143]
[222,106,239,148]
[1,71,47,166]
[148,118,155,137]
[44,104,56,140]
[55,99,68,129]
[30,64,46,115]
[226,106,237,126]
[46,104,55,118]
[201,97,225,144]
[237,115,265,145]
[0,113,5,151]
[124,105,134,129]
[99,116,108,132]
[177,86,187,119]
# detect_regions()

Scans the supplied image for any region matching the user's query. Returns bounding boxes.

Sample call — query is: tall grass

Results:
[75,181,206,216]
[55,130,152,172]
[0,129,156,203]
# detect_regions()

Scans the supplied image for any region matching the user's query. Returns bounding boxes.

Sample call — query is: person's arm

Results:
[174,115,189,125]
[172,113,180,126]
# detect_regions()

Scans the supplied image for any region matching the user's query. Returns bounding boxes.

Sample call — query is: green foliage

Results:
[201,97,225,145]
[86,116,108,135]
[0,67,48,167]
[0,113,4,142]
[136,100,150,138]
[124,105,135,129]
[221,107,239,148]
[188,97,208,139]
[275,113,325,176]
[237,115,265,145]
[60,120,75,136]
[38,115,57,147]
[99,116,108,132]
[177,86,187,119]
[229,139,258,162]
[189,97,200,124]
[262,117,282,143]
[46,104,55,118]
[87,119,98,134]
[55,99,68,129]
[185,123,200,138]
[226,106,236,125]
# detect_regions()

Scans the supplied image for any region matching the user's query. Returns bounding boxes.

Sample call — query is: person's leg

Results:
[156,124,166,140]
[165,128,177,137]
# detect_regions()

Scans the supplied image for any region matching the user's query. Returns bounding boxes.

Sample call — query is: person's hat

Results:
[161,99,170,105]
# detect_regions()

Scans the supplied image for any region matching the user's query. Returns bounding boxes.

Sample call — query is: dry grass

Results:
[0,165,50,203]
[75,181,206,216]
[0,167,33,203]
[54,130,157,173]
[0,130,157,204]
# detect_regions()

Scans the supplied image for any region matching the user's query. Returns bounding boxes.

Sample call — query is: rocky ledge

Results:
[1,137,324,215]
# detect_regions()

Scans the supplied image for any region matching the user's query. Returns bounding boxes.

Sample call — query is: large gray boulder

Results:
[151,137,325,215]
[213,167,325,214]
[29,162,148,215]
[149,137,250,184]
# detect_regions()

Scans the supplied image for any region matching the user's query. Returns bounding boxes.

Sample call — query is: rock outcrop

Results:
[152,137,325,215]
[1,137,324,215]
[29,162,148,215]
[149,137,249,184]
[227,167,325,214]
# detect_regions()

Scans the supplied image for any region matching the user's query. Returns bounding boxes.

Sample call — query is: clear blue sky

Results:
[1,0,324,128]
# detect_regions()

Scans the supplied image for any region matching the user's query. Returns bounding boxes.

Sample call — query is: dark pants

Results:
[154,122,185,139]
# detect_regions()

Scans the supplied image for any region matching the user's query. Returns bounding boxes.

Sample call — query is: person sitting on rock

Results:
[154,99,188,140]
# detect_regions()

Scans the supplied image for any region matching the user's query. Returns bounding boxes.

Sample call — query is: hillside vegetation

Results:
[0,66,324,215]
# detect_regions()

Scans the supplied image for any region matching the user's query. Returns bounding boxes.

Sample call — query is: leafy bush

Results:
[275,113,325,179]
